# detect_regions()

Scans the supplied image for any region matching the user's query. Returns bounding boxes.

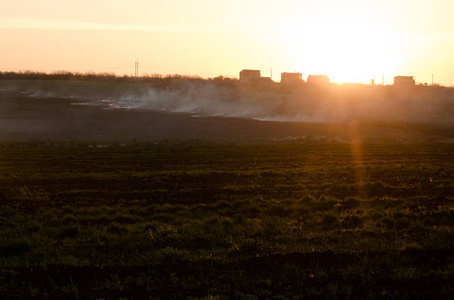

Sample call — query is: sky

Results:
[1,0,454,85]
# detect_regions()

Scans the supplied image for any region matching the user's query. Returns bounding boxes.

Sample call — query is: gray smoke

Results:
[2,79,454,125]
[132,82,454,125]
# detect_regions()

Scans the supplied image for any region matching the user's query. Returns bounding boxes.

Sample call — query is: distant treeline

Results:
[1,71,452,95]
[0,70,237,84]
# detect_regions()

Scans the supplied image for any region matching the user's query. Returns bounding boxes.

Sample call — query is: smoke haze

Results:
[2,79,454,125]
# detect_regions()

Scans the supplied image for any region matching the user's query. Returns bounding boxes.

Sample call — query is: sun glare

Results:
[300,18,395,83]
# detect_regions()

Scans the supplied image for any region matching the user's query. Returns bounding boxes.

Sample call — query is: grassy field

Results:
[1,80,454,298]
[1,142,454,299]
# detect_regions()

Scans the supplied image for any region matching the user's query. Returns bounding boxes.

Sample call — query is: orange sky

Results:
[1,0,454,85]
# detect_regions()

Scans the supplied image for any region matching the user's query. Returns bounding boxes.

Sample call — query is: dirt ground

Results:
[1,91,452,144]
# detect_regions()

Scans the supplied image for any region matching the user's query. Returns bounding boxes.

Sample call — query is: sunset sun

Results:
[299,17,395,83]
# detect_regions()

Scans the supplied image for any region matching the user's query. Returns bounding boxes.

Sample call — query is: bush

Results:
[61,214,77,225]
[212,200,232,210]
[114,213,139,224]
[237,238,262,255]
[79,214,112,225]
[240,205,261,216]
[341,198,360,210]
[264,204,287,217]
[322,213,339,229]
[395,217,411,230]
[149,224,179,248]
[423,217,436,226]
[378,217,394,230]
[366,182,385,196]
[107,222,125,234]
[61,206,75,215]
[1,241,31,256]
[27,224,41,233]
[342,215,363,229]
[329,184,350,199]
[58,225,80,238]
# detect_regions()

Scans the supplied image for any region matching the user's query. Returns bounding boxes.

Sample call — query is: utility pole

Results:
[135,60,139,77]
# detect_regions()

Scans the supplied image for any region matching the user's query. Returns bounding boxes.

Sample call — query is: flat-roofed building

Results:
[307,75,330,85]
[394,76,415,86]
[239,69,261,83]
[281,72,303,85]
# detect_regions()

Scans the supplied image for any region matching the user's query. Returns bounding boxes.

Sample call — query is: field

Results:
[1,80,454,299]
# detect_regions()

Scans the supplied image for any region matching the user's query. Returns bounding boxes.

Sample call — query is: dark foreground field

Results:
[1,143,454,299]
[1,84,454,299]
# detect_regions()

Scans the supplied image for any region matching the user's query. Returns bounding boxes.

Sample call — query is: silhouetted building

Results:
[240,69,261,83]
[307,75,330,85]
[281,72,303,85]
[394,76,415,86]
